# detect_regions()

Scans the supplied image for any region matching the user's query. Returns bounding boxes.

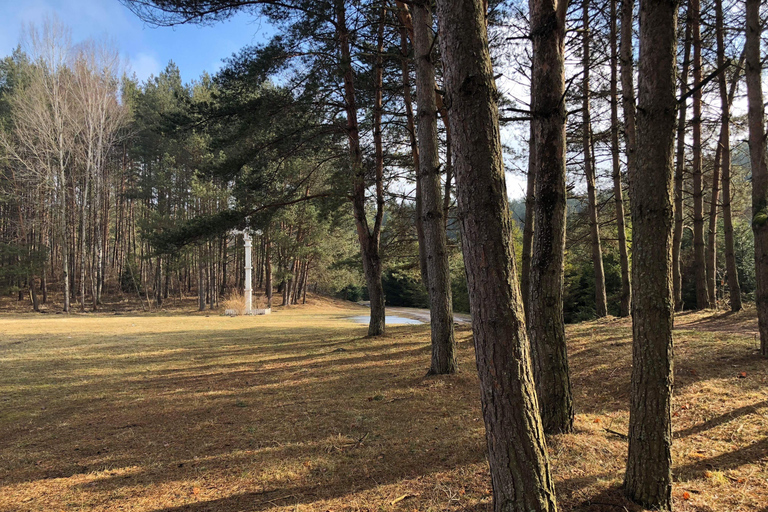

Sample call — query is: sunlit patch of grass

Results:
[0,299,766,511]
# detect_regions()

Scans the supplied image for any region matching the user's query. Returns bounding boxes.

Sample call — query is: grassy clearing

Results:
[0,298,766,511]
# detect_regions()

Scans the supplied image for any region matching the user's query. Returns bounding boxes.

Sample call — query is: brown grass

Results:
[0,300,766,511]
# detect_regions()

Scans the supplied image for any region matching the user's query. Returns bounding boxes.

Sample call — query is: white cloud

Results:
[129,52,160,83]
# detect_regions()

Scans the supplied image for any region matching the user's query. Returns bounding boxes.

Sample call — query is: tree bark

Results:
[265,232,273,308]
[717,0,742,312]
[521,120,535,320]
[79,176,90,312]
[436,0,557,509]
[624,0,677,508]
[691,0,710,309]
[707,139,722,305]
[198,247,205,311]
[611,0,631,317]
[413,0,457,375]
[397,17,429,292]
[59,165,70,313]
[620,0,638,187]
[745,0,768,356]
[582,0,608,318]
[283,258,294,306]
[673,1,692,311]
[528,0,573,434]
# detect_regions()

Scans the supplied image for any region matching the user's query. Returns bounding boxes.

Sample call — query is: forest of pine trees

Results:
[1,0,767,509]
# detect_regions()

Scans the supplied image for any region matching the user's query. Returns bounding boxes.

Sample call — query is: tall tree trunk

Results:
[717,0,742,312]
[529,0,573,434]
[413,0,457,374]
[620,0,638,196]
[98,181,108,305]
[624,0,677,508]
[521,120,535,319]
[746,0,768,357]
[283,259,293,306]
[79,176,89,312]
[582,0,608,318]
[156,256,163,307]
[42,266,47,304]
[691,0,710,309]
[60,167,70,313]
[30,275,39,312]
[436,0,557,509]
[265,232,273,308]
[198,247,205,312]
[337,0,385,336]
[443,126,453,225]
[707,140,722,305]
[396,4,429,292]
[611,0,631,317]
[673,1,692,311]
[221,234,228,297]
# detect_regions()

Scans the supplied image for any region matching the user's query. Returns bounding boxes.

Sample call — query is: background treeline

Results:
[0,25,369,312]
[0,0,757,321]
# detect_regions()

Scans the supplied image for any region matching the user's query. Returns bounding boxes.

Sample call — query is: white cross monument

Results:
[243,230,253,314]
[230,228,269,316]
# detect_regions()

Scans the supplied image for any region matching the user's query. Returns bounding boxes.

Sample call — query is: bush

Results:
[382,270,429,308]
[336,284,366,302]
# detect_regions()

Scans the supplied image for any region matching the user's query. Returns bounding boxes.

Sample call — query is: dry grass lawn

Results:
[0,297,766,511]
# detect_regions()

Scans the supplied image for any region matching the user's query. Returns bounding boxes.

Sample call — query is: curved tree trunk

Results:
[746,0,768,356]
[337,0,385,336]
[413,0,456,374]
[436,0,557,509]
[529,0,573,434]
[624,0,677,508]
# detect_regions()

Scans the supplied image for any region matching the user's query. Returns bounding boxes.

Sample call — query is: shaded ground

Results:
[675,307,761,335]
[0,299,766,511]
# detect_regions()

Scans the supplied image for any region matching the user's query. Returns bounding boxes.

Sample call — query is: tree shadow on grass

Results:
[571,484,643,512]
[674,400,768,439]
[675,437,768,482]
[0,322,482,495]
[569,321,768,417]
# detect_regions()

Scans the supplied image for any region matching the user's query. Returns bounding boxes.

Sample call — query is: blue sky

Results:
[0,0,276,84]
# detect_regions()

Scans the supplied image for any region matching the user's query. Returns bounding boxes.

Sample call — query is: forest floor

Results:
[0,297,766,512]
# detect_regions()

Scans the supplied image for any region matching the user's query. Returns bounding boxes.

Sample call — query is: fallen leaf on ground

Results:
[391,494,415,505]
